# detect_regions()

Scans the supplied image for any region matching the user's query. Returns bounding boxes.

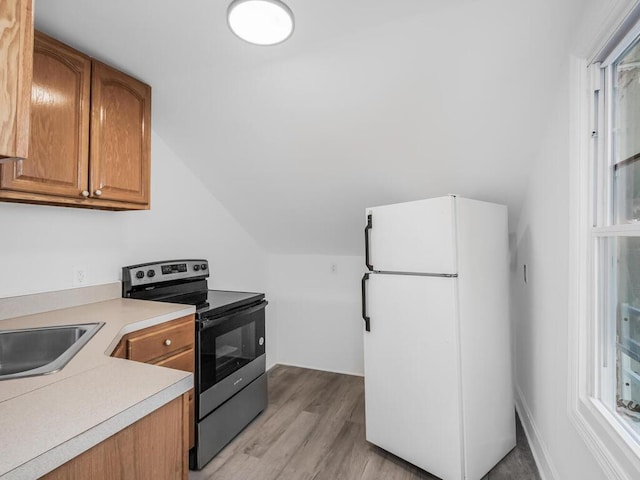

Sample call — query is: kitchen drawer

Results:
[153,347,194,372]
[126,316,193,363]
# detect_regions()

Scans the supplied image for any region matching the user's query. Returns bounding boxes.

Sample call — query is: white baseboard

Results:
[266,361,278,372]
[269,361,364,377]
[514,385,560,480]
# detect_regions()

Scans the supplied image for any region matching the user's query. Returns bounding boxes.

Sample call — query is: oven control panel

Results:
[122,259,209,290]
[161,263,188,275]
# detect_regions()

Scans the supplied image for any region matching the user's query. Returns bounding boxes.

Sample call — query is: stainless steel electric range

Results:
[122,259,268,470]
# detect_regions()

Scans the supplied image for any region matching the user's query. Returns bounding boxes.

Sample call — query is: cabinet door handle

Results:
[94,189,103,196]
[164,339,172,346]
[80,190,90,197]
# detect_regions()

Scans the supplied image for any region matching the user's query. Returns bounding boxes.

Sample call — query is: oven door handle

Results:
[199,300,268,330]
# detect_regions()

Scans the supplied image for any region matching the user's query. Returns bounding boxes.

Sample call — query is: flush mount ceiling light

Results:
[227,0,294,46]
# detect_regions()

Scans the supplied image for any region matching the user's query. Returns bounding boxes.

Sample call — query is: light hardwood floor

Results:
[190,365,539,480]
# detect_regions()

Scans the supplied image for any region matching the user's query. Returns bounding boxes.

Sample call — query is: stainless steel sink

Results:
[0,323,104,380]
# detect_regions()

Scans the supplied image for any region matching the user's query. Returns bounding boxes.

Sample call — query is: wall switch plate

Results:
[73,265,88,287]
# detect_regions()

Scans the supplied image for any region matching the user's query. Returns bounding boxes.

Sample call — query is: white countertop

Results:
[0,298,196,479]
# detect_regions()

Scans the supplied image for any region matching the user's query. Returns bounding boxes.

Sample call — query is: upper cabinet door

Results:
[1,31,91,197]
[0,0,33,161]
[366,196,457,274]
[90,61,151,205]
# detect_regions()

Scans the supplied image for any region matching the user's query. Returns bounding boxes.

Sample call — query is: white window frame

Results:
[569,2,640,479]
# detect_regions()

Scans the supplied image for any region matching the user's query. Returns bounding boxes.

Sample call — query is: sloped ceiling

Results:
[35,0,585,254]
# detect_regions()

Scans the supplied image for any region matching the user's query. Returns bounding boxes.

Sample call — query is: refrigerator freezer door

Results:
[363,273,463,480]
[366,196,456,274]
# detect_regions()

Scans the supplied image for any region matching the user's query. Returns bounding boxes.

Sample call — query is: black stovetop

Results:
[161,289,265,319]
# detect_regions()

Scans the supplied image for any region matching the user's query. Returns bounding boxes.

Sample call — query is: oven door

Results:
[197,300,266,419]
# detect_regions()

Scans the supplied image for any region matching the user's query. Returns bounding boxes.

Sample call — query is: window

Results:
[569,5,640,478]
[595,31,640,441]
[615,239,640,425]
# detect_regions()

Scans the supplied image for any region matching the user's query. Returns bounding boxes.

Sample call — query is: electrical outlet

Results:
[73,265,88,287]
[330,263,337,274]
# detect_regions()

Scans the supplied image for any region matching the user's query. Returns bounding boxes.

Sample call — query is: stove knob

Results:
[135,271,144,279]
[193,265,200,271]
[201,263,207,270]
[147,270,156,278]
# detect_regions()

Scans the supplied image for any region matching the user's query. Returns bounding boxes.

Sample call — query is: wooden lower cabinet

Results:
[111,315,196,449]
[40,394,189,480]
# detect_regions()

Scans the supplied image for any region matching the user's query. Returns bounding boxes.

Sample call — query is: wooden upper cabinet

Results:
[0,0,33,161]
[0,31,91,197]
[90,61,151,205]
[0,29,151,210]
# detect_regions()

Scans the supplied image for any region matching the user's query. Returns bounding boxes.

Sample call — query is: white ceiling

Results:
[35,0,586,254]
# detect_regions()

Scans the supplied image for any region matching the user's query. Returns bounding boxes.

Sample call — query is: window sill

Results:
[569,395,640,479]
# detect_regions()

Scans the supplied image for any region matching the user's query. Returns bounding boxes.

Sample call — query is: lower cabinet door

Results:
[40,395,186,480]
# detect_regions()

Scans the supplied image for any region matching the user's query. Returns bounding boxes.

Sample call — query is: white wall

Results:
[34,0,597,256]
[510,59,606,480]
[0,131,269,336]
[267,254,365,376]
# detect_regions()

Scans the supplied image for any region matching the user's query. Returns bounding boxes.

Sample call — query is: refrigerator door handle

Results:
[361,273,371,332]
[365,213,374,271]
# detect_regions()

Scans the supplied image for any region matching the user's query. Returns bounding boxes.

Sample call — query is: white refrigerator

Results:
[361,195,515,480]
